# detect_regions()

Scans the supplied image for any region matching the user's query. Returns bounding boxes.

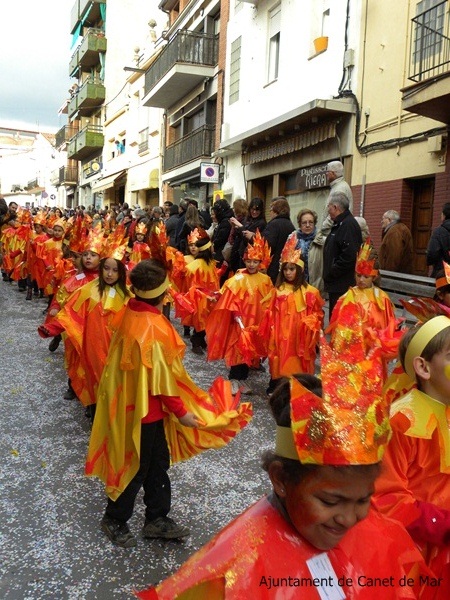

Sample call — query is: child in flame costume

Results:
[206,231,275,395]
[259,234,324,395]
[172,228,223,355]
[372,315,450,596]
[26,211,50,299]
[326,239,402,379]
[138,314,433,600]
[35,217,67,297]
[38,222,103,398]
[127,221,151,272]
[51,226,131,415]
[85,258,252,549]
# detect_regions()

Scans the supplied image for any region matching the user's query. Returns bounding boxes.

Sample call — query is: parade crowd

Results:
[1,161,450,598]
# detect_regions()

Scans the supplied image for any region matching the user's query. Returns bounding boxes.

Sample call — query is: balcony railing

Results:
[55,124,79,149]
[409,0,450,82]
[164,125,215,172]
[145,30,218,93]
[71,0,106,34]
[68,79,105,119]
[69,28,107,77]
[67,125,104,160]
[59,166,79,185]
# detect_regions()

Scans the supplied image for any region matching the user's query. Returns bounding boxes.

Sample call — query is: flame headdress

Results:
[187,227,212,250]
[355,239,378,277]
[104,224,129,260]
[276,310,391,465]
[85,223,106,255]
[244,229,271,270]
[135,222,148,235]
[280,234,304,269]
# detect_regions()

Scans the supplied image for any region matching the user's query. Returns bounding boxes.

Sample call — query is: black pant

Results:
[327,292,341,320]
[229,363,249,381]
[105,420,171,523]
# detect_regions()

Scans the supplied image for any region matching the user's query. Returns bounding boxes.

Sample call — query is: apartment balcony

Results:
[164,125,215,172]
[59,166,79,186]
[71,0,106,34]
[68,79,105,119]
[67,125,104,160]
[402,0,450,124]
[55,124,80,149]
[26,178,44,193]
[143,30,218,109]
[69,28,107,77]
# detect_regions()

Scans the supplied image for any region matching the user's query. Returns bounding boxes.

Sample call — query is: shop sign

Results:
[296,164,328,191]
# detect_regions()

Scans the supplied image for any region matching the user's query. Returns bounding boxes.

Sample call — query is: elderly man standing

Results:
[322,160,353,233]
[323,192,362,318]
[379,210,413,274]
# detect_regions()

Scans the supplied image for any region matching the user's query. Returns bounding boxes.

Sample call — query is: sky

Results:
[0,0,74,132]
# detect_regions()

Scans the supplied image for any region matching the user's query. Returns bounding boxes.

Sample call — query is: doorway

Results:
[411,178,434,275]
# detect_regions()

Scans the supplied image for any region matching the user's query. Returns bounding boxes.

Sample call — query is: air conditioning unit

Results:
[427,135,445,153]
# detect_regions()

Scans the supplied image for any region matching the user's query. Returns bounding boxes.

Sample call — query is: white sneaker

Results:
[238,380,253,395]
[230,379,240,395]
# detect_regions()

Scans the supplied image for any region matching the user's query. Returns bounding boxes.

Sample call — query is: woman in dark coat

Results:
[211,199,234,264]
[259,197,295,283]
[229,197,267,270]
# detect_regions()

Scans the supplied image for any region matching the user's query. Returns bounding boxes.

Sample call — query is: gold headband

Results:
[133,276,170,299]
[275,426,299,461]
[199,240,212,250]
[404,316,450,379]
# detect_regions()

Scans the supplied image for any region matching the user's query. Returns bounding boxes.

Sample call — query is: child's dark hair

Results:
[129,259,167,306]
[261,374,381,483]
[196,238,213,264]
[275,262,305,290]
[98,257,130,297]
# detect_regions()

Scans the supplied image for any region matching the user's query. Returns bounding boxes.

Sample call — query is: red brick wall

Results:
[353,179,408,249]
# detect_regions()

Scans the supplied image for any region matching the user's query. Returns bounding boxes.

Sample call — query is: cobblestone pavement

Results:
[0,279,275,599]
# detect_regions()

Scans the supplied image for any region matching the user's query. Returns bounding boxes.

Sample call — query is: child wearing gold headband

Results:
[373,315,450,593]
[259,234,324,396]
[86,259,252,548]
[137,328,430,599]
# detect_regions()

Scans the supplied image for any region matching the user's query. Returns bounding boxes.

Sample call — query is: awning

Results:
[91,170,126,192]
[219,97,355,153]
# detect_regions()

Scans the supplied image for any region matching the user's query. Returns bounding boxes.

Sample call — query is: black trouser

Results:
[327,292,341,320]
[229,363,249,381]
[191,329,206,348]
[105,420,171,523]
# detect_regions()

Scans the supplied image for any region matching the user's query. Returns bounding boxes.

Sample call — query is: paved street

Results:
[0,279,275,599]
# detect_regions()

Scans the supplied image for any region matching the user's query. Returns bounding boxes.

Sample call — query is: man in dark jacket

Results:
[323,192,362,318]
[262,196,295,284]
[426,202,450,276]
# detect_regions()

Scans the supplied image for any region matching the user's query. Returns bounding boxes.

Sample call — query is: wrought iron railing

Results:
[164,125,215,172]
[409,0,450,82]
[145,30,218,93]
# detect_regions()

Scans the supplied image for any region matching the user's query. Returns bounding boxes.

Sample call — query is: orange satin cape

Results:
[55,278,130,406]
[85,303,252,500]
[258,283,324,378]
[136,497,432,600]
[206,269,275,367]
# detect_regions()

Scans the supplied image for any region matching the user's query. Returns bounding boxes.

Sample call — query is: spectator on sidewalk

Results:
[426,202,450,277]
[379,210,413,274]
